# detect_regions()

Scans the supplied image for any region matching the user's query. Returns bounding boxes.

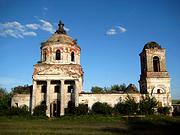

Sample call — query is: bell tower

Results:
[139,41,172,107]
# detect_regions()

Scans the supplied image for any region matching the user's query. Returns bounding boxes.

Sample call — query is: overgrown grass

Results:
[0,115,180,135]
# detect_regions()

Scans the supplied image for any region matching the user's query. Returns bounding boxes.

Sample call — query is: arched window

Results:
[153,56,160,72]
[157,89,161,94]
[43,49,46,61]
[71,52,75,62]
[56,50,61,60]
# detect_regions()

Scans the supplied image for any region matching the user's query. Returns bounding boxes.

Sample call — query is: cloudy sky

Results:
[0,0,180,99]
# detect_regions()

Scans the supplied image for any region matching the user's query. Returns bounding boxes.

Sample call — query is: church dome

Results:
[143,41,161,51]
[42,20,77,46]
[46,33,74,44]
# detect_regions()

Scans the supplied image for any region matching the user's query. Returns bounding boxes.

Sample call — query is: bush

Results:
[114,95,138,115]
[6,105,30,116]
[139,95,158,115]
[114,102,126,115]
[65,103,89,115]
[65,101,76,115]
[124,95,139,115]
[33,101,47,116]
[75,104,89,115]
[158,107,171,115]
[173,108,180,116]
[91,102,112,115]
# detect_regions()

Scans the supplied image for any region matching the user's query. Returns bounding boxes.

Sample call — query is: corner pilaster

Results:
[60,80,64,116]
[46,80,51,117]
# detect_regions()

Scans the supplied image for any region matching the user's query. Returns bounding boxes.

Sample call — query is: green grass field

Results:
[0,115,180,135]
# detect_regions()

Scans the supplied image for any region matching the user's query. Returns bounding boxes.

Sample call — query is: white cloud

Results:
[106,25,127,36]
[26,20,55,33]
[2,21,25,32]
[106,28,117,35]
[23,31,37,36]
[39,19,55,33]
[0,21,37,38]
[117,26,127,33]
[0,19,56,38]
[26,24,39,30]
[2,29,24,38]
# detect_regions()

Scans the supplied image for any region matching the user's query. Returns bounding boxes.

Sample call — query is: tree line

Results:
[88,83,139,94]
[66,95,171,116]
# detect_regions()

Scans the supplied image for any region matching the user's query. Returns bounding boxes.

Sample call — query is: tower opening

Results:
[56,50,61,60]
[153,56,160,72]
[71,52,75,62]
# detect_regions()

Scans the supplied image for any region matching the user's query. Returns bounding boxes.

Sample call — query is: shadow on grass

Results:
[102,127,129,134]
[101,119,180,135]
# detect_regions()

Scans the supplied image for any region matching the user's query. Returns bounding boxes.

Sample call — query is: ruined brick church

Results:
[11,21,172,117]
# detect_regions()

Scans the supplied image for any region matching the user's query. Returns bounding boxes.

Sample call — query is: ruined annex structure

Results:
[11,21,172,117]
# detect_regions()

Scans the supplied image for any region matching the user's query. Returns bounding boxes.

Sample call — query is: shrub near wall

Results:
[158,107,170,115]
[91,102,112,115]
[65,103,89,115]
[139,95,158,115]
[114,95,138,115]
[33,101,47,116]
[6,105,30,116]
[75,104,89,115]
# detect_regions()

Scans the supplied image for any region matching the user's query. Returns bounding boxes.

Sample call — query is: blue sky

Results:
[0,0,180,99]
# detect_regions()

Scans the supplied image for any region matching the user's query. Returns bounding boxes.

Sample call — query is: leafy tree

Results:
[0,87,7,96]
[139,95,158,115]
[91,84,127,94]
[110,84,126,92]
[110,84,121,91]
[103,87,111,93]
[91,102,112,115]
[91,86,104,94]
[119,84,127,91]
[0,87,10,111]
[33,101,47,116]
